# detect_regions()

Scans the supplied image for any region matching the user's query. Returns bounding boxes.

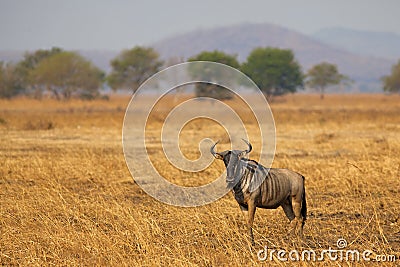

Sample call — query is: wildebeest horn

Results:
[242,139,252,154]
[210,140,220,158]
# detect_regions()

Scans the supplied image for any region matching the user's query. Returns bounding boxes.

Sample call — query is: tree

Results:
[0,62,21,98]
[241,47,303,99]
[107,46,163,92]
[306,62,350,99]
[382,60,400,93]
[188,50,240,100]
[15,47,63,98]
[29,51,104,100]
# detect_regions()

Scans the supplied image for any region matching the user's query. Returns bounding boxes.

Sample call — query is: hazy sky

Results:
[1,0,399,50]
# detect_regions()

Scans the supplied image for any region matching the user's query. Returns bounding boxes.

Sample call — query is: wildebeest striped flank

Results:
[211,139,307,245]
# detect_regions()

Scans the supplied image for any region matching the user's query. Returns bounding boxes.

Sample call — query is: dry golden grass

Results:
[1,94,399,266]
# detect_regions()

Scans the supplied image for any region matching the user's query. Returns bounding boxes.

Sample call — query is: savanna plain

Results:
[0,94,399,266]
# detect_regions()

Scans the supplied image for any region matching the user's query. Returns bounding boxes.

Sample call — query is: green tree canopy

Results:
[381,60,400,93]
[306,62,350,99]
[29,51,104,100]
[188,50,240,100]
[15,47,63,98]
[241,47,303,99]
[107,46,163,92]
[0,62,21,98]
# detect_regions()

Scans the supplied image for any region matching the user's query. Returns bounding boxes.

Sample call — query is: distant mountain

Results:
[313,27,400,61]
[1,23,397,92]
[153,23,394,92]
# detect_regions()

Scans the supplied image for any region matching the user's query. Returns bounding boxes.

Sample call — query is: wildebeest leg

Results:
[239,203,248,219]
[281,197,297,236]
[291,195,304,237]
[281,197,295,221]
[239,204,254,245]
[247,202,256,245]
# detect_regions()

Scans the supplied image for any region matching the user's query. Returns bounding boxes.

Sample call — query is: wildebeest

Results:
[211,139,306,245]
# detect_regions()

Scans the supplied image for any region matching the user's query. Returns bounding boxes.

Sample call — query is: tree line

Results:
[1,46,399,100]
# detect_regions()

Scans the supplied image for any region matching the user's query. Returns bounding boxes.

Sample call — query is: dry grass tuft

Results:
[23,120,55,131]
[314,132,336,144]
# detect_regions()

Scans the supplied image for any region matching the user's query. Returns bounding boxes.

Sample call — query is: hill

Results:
[1,23,397,92]
[313,27,400,61]
[153,23,394,92]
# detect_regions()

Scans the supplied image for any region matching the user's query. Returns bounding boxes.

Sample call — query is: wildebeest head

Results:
[210,139,252,184]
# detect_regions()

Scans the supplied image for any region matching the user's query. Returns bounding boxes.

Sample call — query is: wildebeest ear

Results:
[238,151,248,158]
[214,153,223,160]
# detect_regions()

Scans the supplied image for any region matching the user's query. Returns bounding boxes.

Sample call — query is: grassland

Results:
[0,94,399,266]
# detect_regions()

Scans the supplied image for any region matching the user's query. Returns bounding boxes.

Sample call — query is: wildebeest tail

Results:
[301,176,307,221]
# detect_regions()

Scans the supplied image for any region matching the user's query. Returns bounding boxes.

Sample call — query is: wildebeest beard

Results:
[226,158,267,193]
